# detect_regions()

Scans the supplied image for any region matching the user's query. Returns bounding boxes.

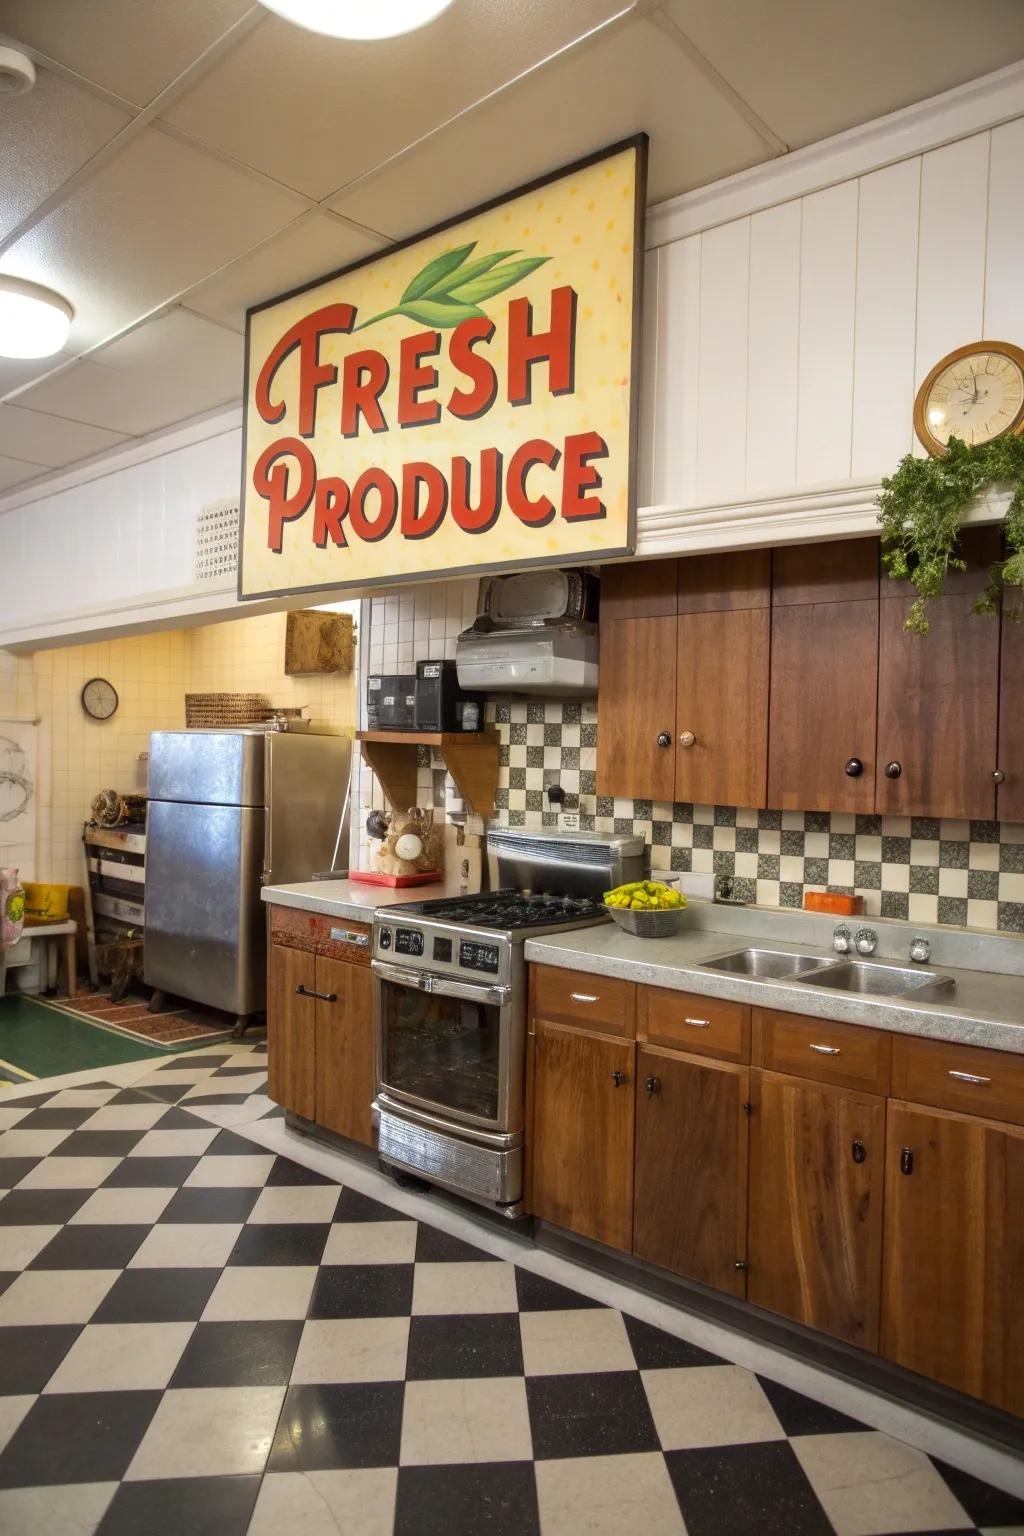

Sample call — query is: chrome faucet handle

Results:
[854,927,878,956]
[909,935,932,964]
[832,924,851,955]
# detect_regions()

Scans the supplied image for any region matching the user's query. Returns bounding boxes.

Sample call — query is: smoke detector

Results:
[0,44,36,95]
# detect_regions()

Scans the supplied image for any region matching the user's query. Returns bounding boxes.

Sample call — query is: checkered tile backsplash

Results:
[482,698,1024,935]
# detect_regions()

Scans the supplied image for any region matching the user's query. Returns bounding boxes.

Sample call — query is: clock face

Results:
[81,677,118,721]
[916,342,1024,455]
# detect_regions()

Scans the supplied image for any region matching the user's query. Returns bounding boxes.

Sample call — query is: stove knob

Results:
[379,928,392,949]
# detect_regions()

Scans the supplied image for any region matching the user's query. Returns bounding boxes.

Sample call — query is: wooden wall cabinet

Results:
[598,552,770,807]
[876,527,1002,820]
[266,908,375,1148]
[767,539,879,813]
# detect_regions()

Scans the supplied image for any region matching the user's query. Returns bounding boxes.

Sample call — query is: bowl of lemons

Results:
[603,880,688,938]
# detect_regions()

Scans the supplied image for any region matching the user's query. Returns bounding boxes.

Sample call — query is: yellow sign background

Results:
[239,140,645,599]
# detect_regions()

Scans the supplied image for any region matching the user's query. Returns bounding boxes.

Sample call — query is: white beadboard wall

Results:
[2,81,1024,651]
[646,112,1024,509]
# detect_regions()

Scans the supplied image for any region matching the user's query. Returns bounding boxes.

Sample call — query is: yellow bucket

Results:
[23,882,72,925]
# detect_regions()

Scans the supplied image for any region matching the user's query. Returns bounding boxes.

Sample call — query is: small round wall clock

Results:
[81,677,119,720]
[914,340,1024,457]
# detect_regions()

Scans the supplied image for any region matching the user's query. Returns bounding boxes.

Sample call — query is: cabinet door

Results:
[600,559,678,619]
[267,942,316,1119]
[747,1069,885,1350]
[597,616,677,800]
[767,540,878,812]
[633,1047,749,1295]
[881,1101,1024,1414]
[876,527,1001,819]
[314,955,375,1147]
[531,1020,635,1251]
[998,582,1024,821]
[675,551,770,807]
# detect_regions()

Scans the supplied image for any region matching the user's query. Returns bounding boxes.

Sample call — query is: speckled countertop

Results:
[262,879,448,924]
[524,921,1024,1054]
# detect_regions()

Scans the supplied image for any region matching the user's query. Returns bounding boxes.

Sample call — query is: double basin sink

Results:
[701,947,956,1001]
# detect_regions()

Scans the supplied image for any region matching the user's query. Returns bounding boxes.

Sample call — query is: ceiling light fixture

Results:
[0,276,74,359]
[258,0,455,40]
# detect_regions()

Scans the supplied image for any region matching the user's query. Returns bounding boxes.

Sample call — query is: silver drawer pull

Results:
[948,1069,990,1085]
[331,928,369,947]
[571,992,599,1004]
[810,1044,841,1056]
[683,1017,711,1029]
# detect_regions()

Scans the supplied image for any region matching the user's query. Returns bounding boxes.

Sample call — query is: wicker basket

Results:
[605,904,688,939]
[185,693,273,729]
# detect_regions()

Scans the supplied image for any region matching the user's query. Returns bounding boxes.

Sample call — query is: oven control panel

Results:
[394,928,424,957]
[459,939,500,974]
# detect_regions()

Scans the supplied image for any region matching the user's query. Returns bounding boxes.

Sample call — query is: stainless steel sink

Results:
[798,961,955,997]
[701,948,839,980]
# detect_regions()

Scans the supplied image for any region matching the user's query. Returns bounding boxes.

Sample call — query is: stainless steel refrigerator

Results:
[144,724,351,1027]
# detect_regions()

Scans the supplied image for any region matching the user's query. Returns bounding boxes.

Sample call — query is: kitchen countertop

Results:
[262,878,448,924]
[524,922,1024,1054]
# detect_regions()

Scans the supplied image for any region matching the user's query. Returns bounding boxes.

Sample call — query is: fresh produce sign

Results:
[238,138,646,599]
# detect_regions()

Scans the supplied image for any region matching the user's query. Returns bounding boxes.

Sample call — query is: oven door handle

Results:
[372,958,510,1007]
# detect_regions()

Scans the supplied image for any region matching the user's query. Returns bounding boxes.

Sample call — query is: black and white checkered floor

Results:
[0,1042,1021,1535]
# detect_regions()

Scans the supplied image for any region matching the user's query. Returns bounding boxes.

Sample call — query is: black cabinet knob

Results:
[656,731,672,748]
[852,1139,866,1164]
[899,1146,914,1175]
[884,761,902,780]
[611,1070,626,1087]
[644,1075,661,1097]
[844,758,863,778]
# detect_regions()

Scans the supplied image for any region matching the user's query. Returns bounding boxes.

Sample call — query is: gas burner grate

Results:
[405,891,607,931]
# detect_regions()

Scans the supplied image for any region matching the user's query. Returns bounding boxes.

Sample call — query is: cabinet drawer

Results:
[892,1034,1024,1128]
[269,906,372,966]
[753,1008,891,1094]
[638,986,749,1063]
[530,965,635,1038]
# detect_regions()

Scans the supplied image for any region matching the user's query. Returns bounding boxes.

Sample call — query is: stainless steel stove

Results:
[372,828,645,1216]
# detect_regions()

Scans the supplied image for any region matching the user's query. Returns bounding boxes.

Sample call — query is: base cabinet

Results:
[747,1070,885,1349]
[531,1019,634,1252]
[267,914,375,1149]
[881,1101,1024,1416]
[633,1046,749,1295]
[267,943,316,1121]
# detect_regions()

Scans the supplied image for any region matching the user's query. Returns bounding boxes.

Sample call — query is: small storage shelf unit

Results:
[82,823,146,986]
[357,730,500,817]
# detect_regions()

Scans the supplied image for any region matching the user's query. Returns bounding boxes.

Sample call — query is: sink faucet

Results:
[909,935,932,963]
[855,927,878,956]
[832,924,851,955]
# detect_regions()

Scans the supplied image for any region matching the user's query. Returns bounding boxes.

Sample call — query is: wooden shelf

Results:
[357,730,500,817]
[357,730,499,746]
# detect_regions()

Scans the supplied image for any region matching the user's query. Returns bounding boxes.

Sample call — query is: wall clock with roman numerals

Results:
[913,340,1024,457]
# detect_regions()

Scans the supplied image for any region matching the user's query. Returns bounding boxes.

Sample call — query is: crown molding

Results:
[646,60,1024,247]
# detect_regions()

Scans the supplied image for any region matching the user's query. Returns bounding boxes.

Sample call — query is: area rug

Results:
[44,988,237,1049]
[0,994,169,1081]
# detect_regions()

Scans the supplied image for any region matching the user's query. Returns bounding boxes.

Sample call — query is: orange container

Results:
[803,891,864,917]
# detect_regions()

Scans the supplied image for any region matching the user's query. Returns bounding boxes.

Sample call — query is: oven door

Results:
[373,960,518,1134]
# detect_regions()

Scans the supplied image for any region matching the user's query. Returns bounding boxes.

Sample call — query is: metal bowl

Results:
[604,904,688,938]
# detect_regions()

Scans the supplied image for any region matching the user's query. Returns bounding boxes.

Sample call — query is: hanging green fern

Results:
[876,434,1024,633]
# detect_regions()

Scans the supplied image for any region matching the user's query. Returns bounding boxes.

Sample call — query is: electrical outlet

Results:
[558,811,580,832]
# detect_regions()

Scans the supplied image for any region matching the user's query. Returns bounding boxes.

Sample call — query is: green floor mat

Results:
[0,994,169,1080]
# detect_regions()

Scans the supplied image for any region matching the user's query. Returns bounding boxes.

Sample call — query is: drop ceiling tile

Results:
[0,455,47,492]
[183,211,388,332]
[161,0,630,200]
[0,126,307,352]
[0,405,128,468]
[0,0,255,106]
[0,69,131,242]
[331,16,770,238]
[17,309,243,437]
[662,0,1024,148]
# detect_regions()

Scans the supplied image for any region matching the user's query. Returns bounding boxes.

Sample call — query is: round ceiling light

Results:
[258,0,455,40]
[0,276,73,358]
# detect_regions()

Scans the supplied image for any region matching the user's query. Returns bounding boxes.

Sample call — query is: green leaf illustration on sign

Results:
[354,242,549,331]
